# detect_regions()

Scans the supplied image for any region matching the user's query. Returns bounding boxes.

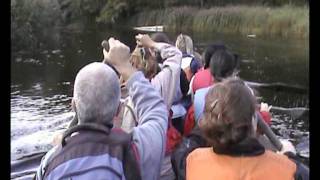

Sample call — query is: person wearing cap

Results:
[186,77,309,180]
[35,38,168,180]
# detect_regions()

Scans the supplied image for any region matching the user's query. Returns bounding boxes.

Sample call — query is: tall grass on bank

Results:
[131,5,309,38]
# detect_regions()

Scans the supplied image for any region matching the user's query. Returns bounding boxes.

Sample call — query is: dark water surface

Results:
[11,24,309,163]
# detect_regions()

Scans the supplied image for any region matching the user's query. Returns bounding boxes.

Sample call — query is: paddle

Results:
[256,112,283,151]
[245,80,308,94]
[270,106,309,120]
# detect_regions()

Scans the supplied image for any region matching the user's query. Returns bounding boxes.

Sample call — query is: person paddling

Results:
[186,77,309,180]
[171,46,299,180]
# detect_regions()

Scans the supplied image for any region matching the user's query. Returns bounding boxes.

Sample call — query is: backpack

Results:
[40,124,141,180]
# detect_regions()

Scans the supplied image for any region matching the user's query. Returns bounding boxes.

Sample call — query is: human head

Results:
[151,32,171,44]
[203,43,227,69]
[150,32,171,63]
[73,62,120,127]
[130,46,159,80]
[175,34,194,54]
[209,49,239,82]
[199,77,256,152]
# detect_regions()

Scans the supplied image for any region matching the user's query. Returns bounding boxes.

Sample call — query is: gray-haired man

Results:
[35,38,168,180]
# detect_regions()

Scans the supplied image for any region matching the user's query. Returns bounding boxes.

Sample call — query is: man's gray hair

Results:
[73,62,120,126]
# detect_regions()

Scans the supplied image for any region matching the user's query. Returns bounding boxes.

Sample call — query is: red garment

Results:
[259,111,272,125]
[183,105,196,137]
[192,69,214,93]
[166,110,182,155]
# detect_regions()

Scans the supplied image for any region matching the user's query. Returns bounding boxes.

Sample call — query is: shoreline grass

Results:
[130,5,309,39]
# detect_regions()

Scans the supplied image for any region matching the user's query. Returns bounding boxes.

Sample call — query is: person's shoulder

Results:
[38,145,62,173]
[263,150,297,170]
[187,147,212,161]
[195,86,211,96]
[193,69,211,82]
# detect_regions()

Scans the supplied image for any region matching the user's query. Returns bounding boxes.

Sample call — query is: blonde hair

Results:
[130,46,159,80]
[175,34,194,54]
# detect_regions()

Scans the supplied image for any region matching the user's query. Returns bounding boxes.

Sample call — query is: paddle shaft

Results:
[256,112,283,151]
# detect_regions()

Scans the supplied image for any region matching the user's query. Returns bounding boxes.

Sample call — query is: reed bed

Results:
[131,5,309,38]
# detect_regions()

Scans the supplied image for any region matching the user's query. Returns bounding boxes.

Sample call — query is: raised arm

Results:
[135,34,182,107]
[127,71,168,180]
[151,43,182,107]
[103,37,168,180]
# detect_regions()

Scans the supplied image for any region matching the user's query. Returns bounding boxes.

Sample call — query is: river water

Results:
[11,24,309,164]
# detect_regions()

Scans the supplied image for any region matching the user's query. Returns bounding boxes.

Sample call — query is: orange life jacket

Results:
[187,147,296,180]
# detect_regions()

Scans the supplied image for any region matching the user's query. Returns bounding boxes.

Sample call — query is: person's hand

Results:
[103,37,130,67]
[260,102,272,112]
[51,132,63,146]
[277,139,296,155]
[135,34,156,48]
[103,37,136,81]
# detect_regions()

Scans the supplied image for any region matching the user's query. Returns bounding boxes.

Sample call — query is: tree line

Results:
[56,0,308,24]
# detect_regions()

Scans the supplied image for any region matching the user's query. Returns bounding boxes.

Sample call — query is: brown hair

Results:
[199,77,256,151]
[151,32,171,44]
[130,46,159,80]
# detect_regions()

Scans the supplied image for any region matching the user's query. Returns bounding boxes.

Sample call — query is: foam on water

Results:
[11,84,74,161]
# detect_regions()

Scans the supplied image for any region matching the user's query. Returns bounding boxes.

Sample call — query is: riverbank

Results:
[130,5,308,39]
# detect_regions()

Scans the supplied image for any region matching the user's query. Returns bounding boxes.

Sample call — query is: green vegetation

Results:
[11,0,309,49]
[131,5,308,38]
[11,0,62,52]
[52,0,308,25]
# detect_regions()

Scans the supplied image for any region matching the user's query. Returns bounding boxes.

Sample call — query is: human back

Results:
[187,148,296,180]
[42,128,141,180]
[186,77,297,180]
